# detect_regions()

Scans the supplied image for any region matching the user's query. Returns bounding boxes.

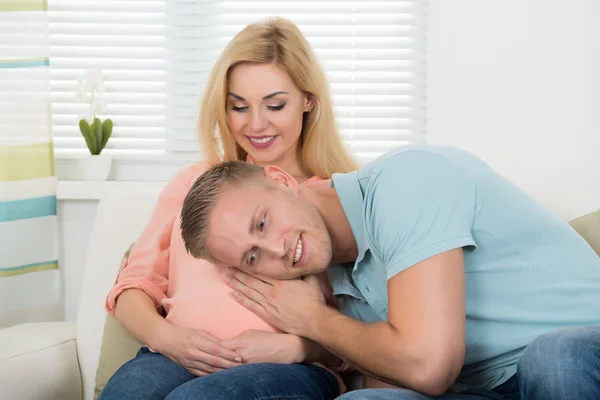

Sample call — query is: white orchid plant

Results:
[77,69,113,155]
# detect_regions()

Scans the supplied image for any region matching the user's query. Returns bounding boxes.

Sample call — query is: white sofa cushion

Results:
[0,322,81,400]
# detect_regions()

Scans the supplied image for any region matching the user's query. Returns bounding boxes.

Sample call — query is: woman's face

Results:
[226,63,313,166]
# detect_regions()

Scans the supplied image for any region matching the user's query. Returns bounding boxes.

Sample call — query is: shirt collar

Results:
[331,171,369,264]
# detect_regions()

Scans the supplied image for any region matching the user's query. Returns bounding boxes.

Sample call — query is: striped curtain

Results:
[0,0,61,328]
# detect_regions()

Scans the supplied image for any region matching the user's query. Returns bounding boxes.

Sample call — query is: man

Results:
[180,144,600,400]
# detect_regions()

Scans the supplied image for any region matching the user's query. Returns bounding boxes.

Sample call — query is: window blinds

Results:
[48,0,427,176]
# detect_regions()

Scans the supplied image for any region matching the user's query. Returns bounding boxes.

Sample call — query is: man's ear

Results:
[263,165,300,193]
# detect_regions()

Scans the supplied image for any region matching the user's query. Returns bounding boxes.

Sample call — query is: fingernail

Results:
[225,276,231,283]
[232,291,239,297]
[235,357,242,363]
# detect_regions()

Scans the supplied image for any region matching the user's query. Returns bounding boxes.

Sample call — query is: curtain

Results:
[0,0,61,328]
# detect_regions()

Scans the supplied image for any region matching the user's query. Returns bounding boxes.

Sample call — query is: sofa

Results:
[0,184,598,400]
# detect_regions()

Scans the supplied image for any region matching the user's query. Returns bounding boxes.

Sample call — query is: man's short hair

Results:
[181,160,264,260]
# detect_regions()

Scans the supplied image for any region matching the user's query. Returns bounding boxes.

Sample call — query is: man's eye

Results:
[259,218,265,231]
[249,252,257,265]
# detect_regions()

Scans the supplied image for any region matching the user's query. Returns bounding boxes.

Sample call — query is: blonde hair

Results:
[198,17,359,178]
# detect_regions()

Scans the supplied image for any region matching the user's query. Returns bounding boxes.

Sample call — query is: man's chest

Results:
[327,252,389,322]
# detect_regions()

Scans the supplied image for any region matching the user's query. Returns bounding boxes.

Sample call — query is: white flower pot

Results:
[80,154,112,181]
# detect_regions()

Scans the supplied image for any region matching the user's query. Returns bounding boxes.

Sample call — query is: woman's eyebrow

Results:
[227,92,245,101]
[262,91,288,100]
[227,91,288,101]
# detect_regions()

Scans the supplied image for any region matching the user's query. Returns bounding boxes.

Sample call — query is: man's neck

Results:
[298,186,358,263]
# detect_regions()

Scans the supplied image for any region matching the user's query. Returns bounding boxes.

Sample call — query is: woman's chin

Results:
[246,149,283,164]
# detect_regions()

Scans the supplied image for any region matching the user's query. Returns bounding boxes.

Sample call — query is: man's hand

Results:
[155,324,243,376]
[220,330,304,365]
[224,269,326,336]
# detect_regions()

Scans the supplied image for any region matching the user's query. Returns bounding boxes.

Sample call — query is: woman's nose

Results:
[250,109,268,131]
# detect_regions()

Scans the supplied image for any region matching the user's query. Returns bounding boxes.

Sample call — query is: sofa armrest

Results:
[0,322,83,400]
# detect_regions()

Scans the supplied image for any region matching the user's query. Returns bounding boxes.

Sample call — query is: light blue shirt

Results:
[327,144,600,391]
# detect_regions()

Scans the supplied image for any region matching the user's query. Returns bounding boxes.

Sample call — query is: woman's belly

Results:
[163,246,275,340]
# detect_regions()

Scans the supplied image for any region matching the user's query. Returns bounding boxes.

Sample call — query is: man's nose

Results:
[263,236,287,259]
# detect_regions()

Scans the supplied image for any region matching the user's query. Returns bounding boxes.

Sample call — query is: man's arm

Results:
[227,248,466,396]
[303,249,466,396]
[299,336,345,366]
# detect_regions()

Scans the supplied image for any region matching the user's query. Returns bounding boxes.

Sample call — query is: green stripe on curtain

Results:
[0,142,56,182]
[0,261,58,278]
[0,57,50,69]
[0,0,47,12]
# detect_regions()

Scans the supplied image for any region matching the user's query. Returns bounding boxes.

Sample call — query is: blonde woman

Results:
[100,18,358,400]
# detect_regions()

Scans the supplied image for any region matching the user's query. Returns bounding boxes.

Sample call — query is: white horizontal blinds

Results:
[48,1,169,160]
[166,0,428,165]
[164,1,218,163]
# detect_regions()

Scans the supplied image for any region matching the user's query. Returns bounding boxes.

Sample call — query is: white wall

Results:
[427,0,600,221]
[58,0,600,320]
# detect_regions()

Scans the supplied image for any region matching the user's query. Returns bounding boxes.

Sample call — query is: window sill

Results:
[55,156,195,183]
[57,180,167,200]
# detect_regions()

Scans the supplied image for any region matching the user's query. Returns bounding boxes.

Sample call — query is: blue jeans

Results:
[337,326,600,400]
[99,347,339,400]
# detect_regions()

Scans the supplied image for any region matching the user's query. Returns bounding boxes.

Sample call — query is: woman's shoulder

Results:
[169,160,212,191]
[301,175,331,189]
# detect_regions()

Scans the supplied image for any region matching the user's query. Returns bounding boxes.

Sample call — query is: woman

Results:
[100,18,359,400]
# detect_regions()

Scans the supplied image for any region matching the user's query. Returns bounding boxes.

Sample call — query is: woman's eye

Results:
[259,218,265,231]
[231,105,248,112]
[267,103,286,111]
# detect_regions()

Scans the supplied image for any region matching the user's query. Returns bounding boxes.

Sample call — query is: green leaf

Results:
[100,119,113,152]
[79,119,97,155]
[92,118,103,155]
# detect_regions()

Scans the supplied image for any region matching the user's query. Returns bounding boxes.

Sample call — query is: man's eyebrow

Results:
[248,205,260,235]
[239,250,247,268]
[239,205,261,267]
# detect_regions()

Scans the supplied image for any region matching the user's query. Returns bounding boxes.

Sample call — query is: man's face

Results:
[205,180,333,279]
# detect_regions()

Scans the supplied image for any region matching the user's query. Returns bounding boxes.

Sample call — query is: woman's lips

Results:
[247,135,277,149]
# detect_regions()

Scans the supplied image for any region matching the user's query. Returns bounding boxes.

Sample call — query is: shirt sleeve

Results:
[104,162,208,315]
[364,151,477,280]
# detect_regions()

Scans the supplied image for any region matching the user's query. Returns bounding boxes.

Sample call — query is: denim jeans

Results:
[98,347,339,400]
[337,326,600,400]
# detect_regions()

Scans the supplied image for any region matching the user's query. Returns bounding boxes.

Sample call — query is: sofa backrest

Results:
[76,187,163,400]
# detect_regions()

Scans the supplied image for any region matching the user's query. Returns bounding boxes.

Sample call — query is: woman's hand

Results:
[154,325,243,376]
[220,330,304,365]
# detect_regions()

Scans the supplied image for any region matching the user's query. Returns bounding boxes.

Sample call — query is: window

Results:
[48,0,428,181]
